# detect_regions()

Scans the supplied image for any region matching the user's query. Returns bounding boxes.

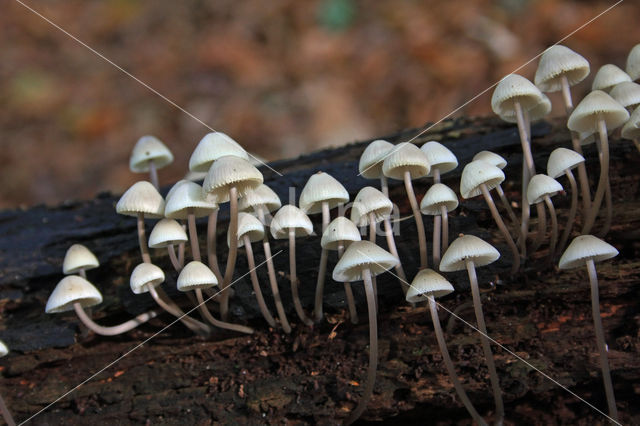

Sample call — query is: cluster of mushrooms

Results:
[38,43,639,425]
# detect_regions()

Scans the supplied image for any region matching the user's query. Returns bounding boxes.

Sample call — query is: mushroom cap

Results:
[321,217,361,251]
[609,81,640,110]
[534,45,590,92]
[299,172,349,215]
[472,151,507,169]
[165,180,190,201]
[591,64,631,92]
[627,44,640,81]
[45,275,103,313]
[420,141,458,176]
[527,174,563,204]
[406,269,455,302]
[350,186,393,226]
[62,244,100,274]
[129,135,174,173]
[230,212,265,248]
[238,184,282,214]
[359,139,394,179]
[270,205,314,239]
[498,92,552,123]
[130,263,165,295]
[547,148,585,178]
[420,183,459,215]
[382,142,431,180]
[567,90,630,133]
[332,241,399,282]
[189,132,248,172]
[202,155,263,203]
[148,218,188,248]
[177,261,218,291]
[460,160,505,199]
[621,105,640,140]
[558,235,618,270]
[0,340,7,357]
[578,126,615,146]
[491,74,545,116]
[116,181,165,218]
[439,234,500,272]
[165,181,218,219]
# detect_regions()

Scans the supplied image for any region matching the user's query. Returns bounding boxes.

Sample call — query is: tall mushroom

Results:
[129,135,174,190]
[148,218,188,272]
[559,235,619,422]
[592,64,631,93]
[440,235,504,425]
[420,141,458,183]
[472,151,518,228]
[526,174,563,259]
[0,340,15,426]
[62,244,99,280]
[332,241,398,424]
[358,139,394,196]
[621,105,640,152]
[420,183,459,268]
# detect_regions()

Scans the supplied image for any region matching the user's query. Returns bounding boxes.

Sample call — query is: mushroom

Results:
[148,218,188,271]
[460,161,520,274]
[203,155,263,320]
[382,142,431,269]
[299,172,349,322]
[627,43,640,82]
[62,244,99,280]
[419,183,459,268]
[332,241,398,424]
[621,105,640,152]
[591,64,631,93]
[526,174,563,259]
[320,217,361,324]
[358,139,394,196]
[440,234,504,425]
[129,135,174,190]
[406,270,487,426]
[271,205,315,327]
[0,341,15,426]
[420,141,458,183]
[547,148,585,253]
[558,235,619,421]
[472,151,518,228]
[609,81,640,112]
[46,275,159,336]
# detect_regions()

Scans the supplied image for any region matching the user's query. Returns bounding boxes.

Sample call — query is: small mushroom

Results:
[526,174,563,259]
[0,340,15,426]
[148,218,188,271]
[626,43,640,82]
[358,139,394,196]
[62,244,99,279]
[129,135,174,190]
[472,151,518,228]
[559,235,619,422]
[420,141,458,183]
[420,183,459,268]
[621,105,640,152]
[609,81,640,112]
[591,64,631,93]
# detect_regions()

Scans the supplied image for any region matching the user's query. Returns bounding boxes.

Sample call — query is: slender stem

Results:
[207,210,222,283]
[383,218,408,294]
[433,215,442,269]
[0,392,15,426]
[496,184,519,230]
[380,174,389,198]
[543,196,558,260]
[433,168,441,184]
[221,187,239,321]
[586,259,619,421]
[428,296,488,426]
[289,229,313,326]
[368,212,378,312]
[148,160,159,190]
[322,201,330,232]
[78,269,87,279]
[137,212,151,264]
[598,175,613,238]
[404,170,427,269]
[74,303,158,336]
[338,244,358,324]
[441,205,449,251]
[466,260,504,426]
[178,240,185,268]
[314,202,332,322]
[148,285,210,335]
[560,75,574,115]
[520,183,530,260]
[530,202,547,255]
[558,170,578,254]
[167,244,182,272]
[243,235,276,327]
[480,185,520,275]
[583,118,610,234]
[194,288,254,334]
[187,210,201,262]
[570,131,592,215]
[514,101,536,178]
[345,268,378,425]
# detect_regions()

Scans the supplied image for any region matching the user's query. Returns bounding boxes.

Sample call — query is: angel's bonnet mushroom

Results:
[0,340,15,426]
[627,43,640,82]
[420,141,458,183]
[591,64,631,93]
[129,135,174,190]
[420,183,458,268]
[148,218,188,271]
[526,174,563,258]
[472,151,518,227]
[621,105,640,152]
[609,81,640,112]
[359,139,394,196]
[534,45,589,113]
[62,244,99,279]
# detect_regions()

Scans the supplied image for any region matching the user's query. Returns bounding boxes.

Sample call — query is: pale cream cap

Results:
[359,140,394,179]
[0,341,7,357]
[382,143,431,180]
[491,74,545,116]
[148,219,188,248]
[299,172,349,214]
[498,93,551,123]
[177,261,218,291]
[472,151,507,169]
[591,64,631,92]
[45,275,102,313]
[63,244,100,274]
[547,148,584,179]
[558,235,618,270]
[627,44,640,81]
[406,269,455,302]
[567,90,629,133]
[239,184,281,214]
[230,212,265,247]
[420,141,458,176]
[130,263,165,295]
[439,234,500,272]
[527,174,563,204]
[116,181,165,218]
[202,155,263,203]
[270,205,314,239]
[129,135,174,173]
[621,105,640,140]
[165,181,218,219]
[609,81,640,110]
[350,186,393,226]
[332,241,399,282]
[189,132,248,172]
[534,45,590,92]
[460,160,505,199]
[321,217,361,251]
[420,183,458,215]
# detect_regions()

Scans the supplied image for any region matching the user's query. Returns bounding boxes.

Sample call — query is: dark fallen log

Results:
[0,116,638,424]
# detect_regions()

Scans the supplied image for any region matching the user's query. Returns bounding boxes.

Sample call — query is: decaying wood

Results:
[0,116,639,424]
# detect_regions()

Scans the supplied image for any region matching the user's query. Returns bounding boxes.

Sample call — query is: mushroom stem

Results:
[479,184,520,275]
[243,235,276,327]
[194,288,254,334]
[345,267,378,425]
[368,213,378,311]
[178,240,185,267]
[585,259,619,421]
[207,210,223,283]
[380,174,389,198]
[598,172,613,238]
[582,118,610,234]
[570,132,593,215]
[289,229,313,327]
[220,186,239,321]
[147,284,210,335]
[313,202,331,322]
[167,244,182,272]
[73,302,158,336]
[530,202,547,255]
[558,170,578,254]
[0,393,14,426]
[543,196,558,260]
[519,186,530,260]
[440,205,450,251]
[338,244,358,324]
[433,215,442,269]
[148,160,159,190]
[137,212,151,264]
[466,260,505,426]
[187,210,201,262]
[404,170,428,269]
[495,184,519,230]
[514,101,536,178]
[428,296,488,426]
[560,75,574,114]
[383,217,408,294]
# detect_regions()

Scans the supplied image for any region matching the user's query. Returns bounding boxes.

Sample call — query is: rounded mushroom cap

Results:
[359,139,394,179]
[189,132,248,172]
[382,143,431,180]
[547,148,585,178]
[420,141,458,176]
[350,186,393,226]
[148,218,188,248]
[621,105,640,140]
[63,244,100,274]
[534,45,590,92]
[129,135,174,173]
[177,261,218,291]
[230,212,265,247]
[499,93,552,123]
[165,180,190,201]
[527,174,563,204]
[558,235,618,270]
[0,340,7,357]
[420,183,459,215]
[627,43,640,81]
[45,275,103,313]
[130,263,165,295]
[299,172,349,215]
[491,74,545,116]
[165,180,218,219]
[270,205,314,239]
[460,160,505,199]
[591,64,632,92]
[609,81,640,110]
[567,90,630,133]
[239,184,282,214]
[203,155,263,203]
[472,151,507,169]
[116,181,165,218]
[406,269,455,302]
[439,234,500,272]
[321,217,361,251]
[332,241,399,282]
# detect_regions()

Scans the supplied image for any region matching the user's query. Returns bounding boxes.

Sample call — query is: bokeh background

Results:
[1,0,639,208]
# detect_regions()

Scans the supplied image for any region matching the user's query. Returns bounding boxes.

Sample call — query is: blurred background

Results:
[1,0,639,208]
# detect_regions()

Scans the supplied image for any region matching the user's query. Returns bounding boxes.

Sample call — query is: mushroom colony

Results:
[34,43,639,425]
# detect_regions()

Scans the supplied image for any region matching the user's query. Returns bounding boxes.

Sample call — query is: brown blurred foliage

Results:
[1,0,639,208]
